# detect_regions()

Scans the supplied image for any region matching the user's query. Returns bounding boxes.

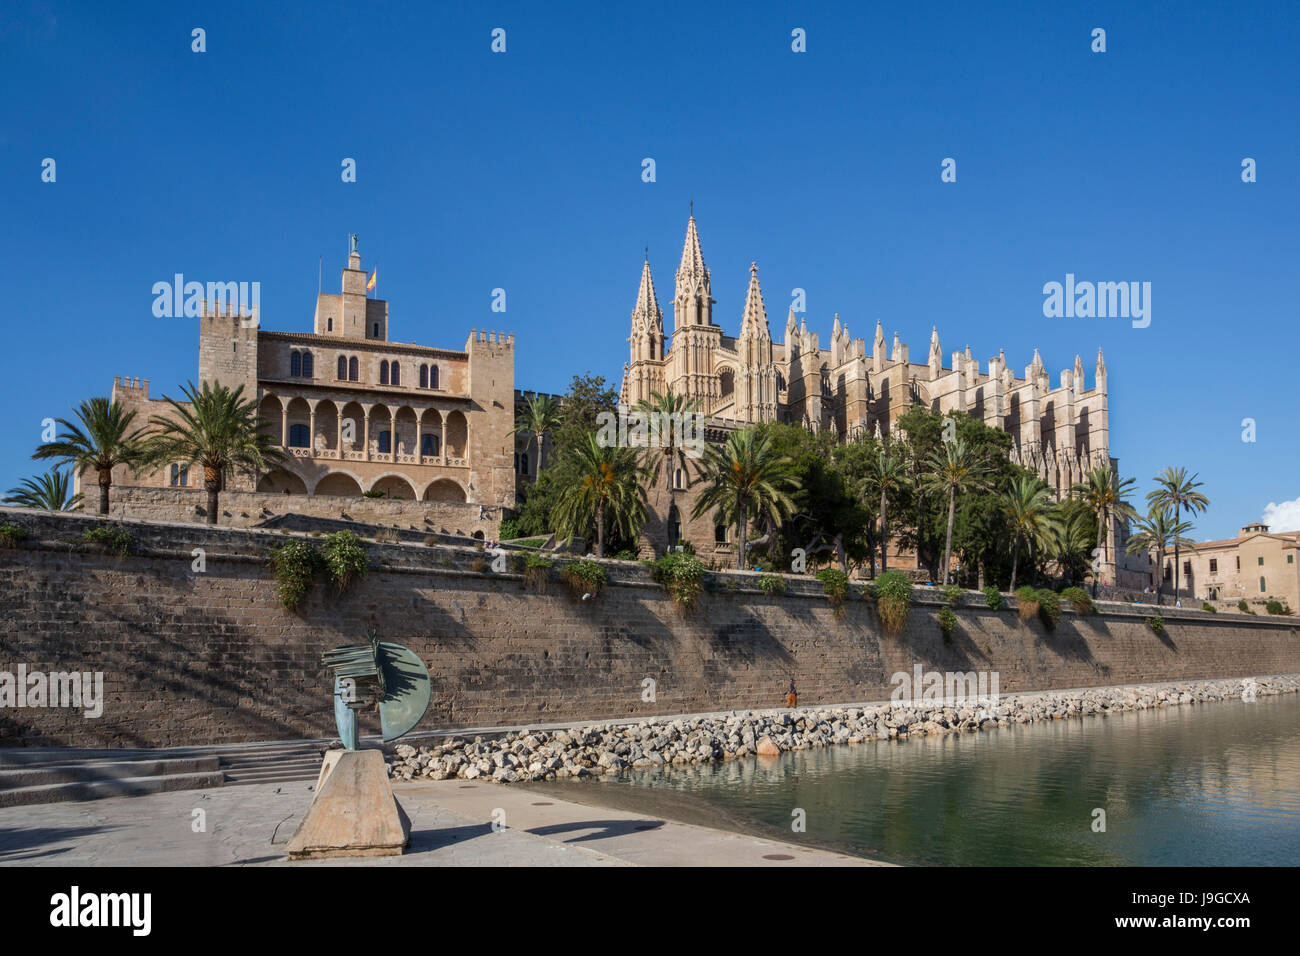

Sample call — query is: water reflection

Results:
[525,694,1300,865]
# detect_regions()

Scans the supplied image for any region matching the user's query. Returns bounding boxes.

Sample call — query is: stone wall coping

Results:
[2,507,1296,630]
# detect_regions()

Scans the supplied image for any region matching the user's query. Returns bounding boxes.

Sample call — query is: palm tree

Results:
[1126,505,1197,606]
[139,381,288,525]
[509,394,561,479]
[1047,500,1098,587]
[32,397,146,515]
[552,432,648,557]
[1147,467,1210,601]
[921,438,994,586]
[4,469,84,511]
[633,390,703,497]
[1003,475,1055,591]
[692,428,800,570]
[867,444,911,575]
[1071,465,1139,597]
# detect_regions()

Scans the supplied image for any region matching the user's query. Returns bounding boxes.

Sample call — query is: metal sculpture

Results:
[322,626,431,750]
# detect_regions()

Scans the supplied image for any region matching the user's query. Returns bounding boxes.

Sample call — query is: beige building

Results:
[95,244,518,520]
[1172,523,1300,610]
[621,214,1129,577]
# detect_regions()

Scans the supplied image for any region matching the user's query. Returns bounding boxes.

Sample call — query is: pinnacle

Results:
[633,256,660,319]
[677,215,708,282]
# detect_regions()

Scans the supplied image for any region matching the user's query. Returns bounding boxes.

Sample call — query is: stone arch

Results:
[339,401,365,453]
[369,404,394,456]
[257,469,308,494]
[369,473,417,499]
[284,397,311,448]
[419,408,444,458]
[258,394,283,442]
[393,406,418,457]
[423,477,467,503]
[313,471,364,497]
[314,399,339,453]
[717,366,736,400]
[444,410,468,459]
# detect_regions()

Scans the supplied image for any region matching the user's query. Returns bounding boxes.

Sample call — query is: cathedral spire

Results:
[677,214,708,289]
[739,262,769,339]
[633,255,660,321]
[673,212,713,328]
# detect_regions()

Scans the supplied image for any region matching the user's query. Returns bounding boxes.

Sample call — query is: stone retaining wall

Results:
[1,508,1296,749]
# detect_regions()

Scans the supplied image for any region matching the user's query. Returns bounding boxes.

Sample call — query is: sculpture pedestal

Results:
[286,749,410,859]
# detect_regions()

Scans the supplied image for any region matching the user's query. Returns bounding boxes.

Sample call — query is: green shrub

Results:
[0,523,28,548]
[270,539,321,612]
[1266,600,1291,615]
[83,524,132,557]
[757,573,787,595]
[562,559,607,600]
[875,570,912,634]
[613,548,638,561]
[1146,614,1165,635]
[1015,586,1040,624]
[938,605,958,639]
[362,489,386,498]
[514,537,546,549]
[648,552,708,610]
[1035,589,1061,629]
[1201,602,1217,613]
[983,585,1003,610]
[942,584,963,606]
[816,568,850,608]
[319,531,368,594]
[1060,586,1095,614]
[1237,599,1250,613]
[524,554,553,592]
[498,516,522,540]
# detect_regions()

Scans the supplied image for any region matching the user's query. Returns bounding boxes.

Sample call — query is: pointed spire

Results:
[833,313,842,338]
[677,214,708,285]
[891,331,901,361]
[785,306,798,334]
[1096,347,1106,373]
[1031,347,1044,369]
[928,326,941,363]
[740,262,769,338]
[633,256,660,320]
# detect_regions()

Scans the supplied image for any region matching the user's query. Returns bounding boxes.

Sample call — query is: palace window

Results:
[715,525,728,544]
[338,356,347,379]
[380,361,389,385]
[169,464,189,487]
[373,322,379,337]
[288,424,310,448]
[1236,556,1241,570]
[421,434,439,457]
[1258,556,1265,566]
[348,357,359,381]
[1209,559,1218,573]
[430,365,439,388]
[327,317,333,331]
[302,352,313,377]
[378,430,391,454]
[1260,577,1267,593]
[391,362,400,386]
[1183,561,1191,578]
[290,351,301,377]
[420,365,428,388]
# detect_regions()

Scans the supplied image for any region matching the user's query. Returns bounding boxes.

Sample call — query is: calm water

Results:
[527,693,1300,865]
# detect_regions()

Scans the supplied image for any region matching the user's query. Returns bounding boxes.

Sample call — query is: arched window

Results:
[301,352,313,378]
[288,424,310,447]
[667,505,681,548]
[391,362,400,386]
[348,357,358,381]
[430,365,439,388]
[380,361,389,385]
[327,317,333,331]
[419,364,428,388]
[338,356,347,380]
[675,468,683,489]
[378,430,391,454]
[290,351,301,377]
[421,434,439,457]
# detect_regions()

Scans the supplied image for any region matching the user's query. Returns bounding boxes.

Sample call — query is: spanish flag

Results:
[366,268,377,293]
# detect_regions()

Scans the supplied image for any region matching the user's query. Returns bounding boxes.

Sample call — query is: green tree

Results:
[32,397,146,515]
[921,437,995,586]
[1071,465,1140,596]
[633,389,703,496]
[866,442,911,576]
[4,469,84,512]
[552,433,648,557]
[1003,475,1056,591]
[1126,505,1197,606]
[692,427,800,570]
[510,393,562,479]
[1047,498,1099,587]
[139,381,289,525]
[1146,467,1210,601]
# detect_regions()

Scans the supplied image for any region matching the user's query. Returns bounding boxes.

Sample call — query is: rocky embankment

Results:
[387,675,1300,784]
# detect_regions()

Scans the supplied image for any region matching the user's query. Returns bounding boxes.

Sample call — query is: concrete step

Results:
[0,756,219,789]
[0,770,227,808]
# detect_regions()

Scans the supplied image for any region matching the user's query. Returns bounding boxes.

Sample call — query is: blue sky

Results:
[2,0,1296,539]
